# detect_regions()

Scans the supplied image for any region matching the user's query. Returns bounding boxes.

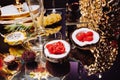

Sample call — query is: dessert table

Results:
[0,0,120,80]
[0,22,120,80]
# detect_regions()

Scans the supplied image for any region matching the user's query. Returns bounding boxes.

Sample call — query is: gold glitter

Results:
[77,0,118,76]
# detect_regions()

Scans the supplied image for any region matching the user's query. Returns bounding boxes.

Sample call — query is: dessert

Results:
[44,40,70,63]
[7,61,19,71]
[3,55,21,71]
[21,50,36,63]
[4,31,27,46]
[43,13,62,27]
[72,28,100,47]
[3,55,15,64]
[46,41,65,54]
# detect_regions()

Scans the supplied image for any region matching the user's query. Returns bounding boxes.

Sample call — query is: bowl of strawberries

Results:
[72,28,100,48]
[43,40,71,63]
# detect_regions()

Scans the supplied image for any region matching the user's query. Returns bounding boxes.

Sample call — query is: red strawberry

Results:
[84,36,93,41]
[46,41,65,54]
[76,32,86,42]
[86,31,93,36]
[55,45,65,54]
[46,44,55,54]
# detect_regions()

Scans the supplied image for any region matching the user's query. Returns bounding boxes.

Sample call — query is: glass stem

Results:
[36,0,45,35]
[26,0,45,35]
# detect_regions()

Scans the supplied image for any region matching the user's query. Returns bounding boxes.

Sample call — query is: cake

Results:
[21,50,36,63]
[3,55,21,71]
[7,61,19,71]
[44,40,70,63]
[72,28,100,47]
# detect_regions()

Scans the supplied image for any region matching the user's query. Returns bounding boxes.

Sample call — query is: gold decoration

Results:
[43,13,62,27]
[78,0,119,75]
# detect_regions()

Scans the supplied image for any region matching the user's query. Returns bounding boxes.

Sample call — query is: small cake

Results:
[7,61,19,71]
[44,40,70,63]
[3,55,21,71]
[72,28,100,47]
[21,50,36,63]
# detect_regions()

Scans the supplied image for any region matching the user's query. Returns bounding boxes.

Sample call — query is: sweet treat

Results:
[3,55,21,71]
[3,55,15,64]
[43,13,62,27]
[9,47,24,57]
[7,61,19,71]
[4,31,27,45]
[44,40,70,63]
[46,41,65,54]
[21,50,36,63]
[72,28,100,47]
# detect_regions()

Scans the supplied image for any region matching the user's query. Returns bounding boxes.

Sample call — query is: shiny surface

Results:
[0,0,120,80]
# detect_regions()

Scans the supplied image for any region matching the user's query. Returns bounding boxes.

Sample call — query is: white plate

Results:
[0,3,39,24]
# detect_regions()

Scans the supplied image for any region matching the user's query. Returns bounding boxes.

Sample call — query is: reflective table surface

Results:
[0,0,120,79]
[0,23,120,80]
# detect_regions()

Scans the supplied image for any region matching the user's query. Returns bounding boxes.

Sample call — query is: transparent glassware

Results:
[23,0,63,56]
[24,0,46,54]
[21,0,63,79]
[21,0,48,79]
[25,0,45,33]
[21,32,63,80]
